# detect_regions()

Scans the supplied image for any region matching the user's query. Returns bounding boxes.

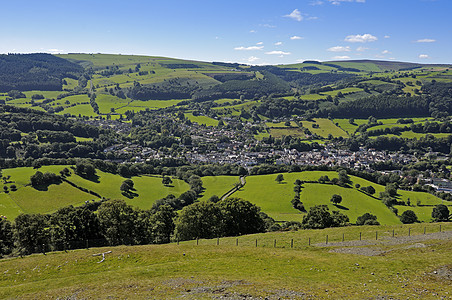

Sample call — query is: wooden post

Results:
[424,227,426,235]
[236,238,238,246]
[308,238,311,246]
[274,239,276,248]
[196,238,199,245]
[342,233,344,242]
[326,235,328,245]
[217,237,219,246]
[291,239,293,248]
[86,239,89,249]
[177,237,179,245]
[376,231,378,240]
[408,228,411,237]
[255,239,258,247]
[392,229,395,237]
[359,232,361,241]
[440,225,441,232]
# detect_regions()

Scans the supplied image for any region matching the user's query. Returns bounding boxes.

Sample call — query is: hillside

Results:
[1,223,451,299]
[1,167,448,225]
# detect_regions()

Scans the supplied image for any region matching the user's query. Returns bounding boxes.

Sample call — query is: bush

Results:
[400,210,418,224]
[356,213,380,225]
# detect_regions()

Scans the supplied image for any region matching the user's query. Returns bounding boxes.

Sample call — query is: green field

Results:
[0,166,190,219]
[184,113,219,126]
[231,171,445,224]
[198,176,241,201]
[301,118,348,138]
[1,222,451,299]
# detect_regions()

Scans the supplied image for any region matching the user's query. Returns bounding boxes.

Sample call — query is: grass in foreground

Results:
[1,223,451,299]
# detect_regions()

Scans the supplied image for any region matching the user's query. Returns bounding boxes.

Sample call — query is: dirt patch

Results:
[430,265,452,281]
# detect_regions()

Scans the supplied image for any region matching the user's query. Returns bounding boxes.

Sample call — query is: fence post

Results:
[86,239,89,249]
[308,237,311,246]
[177,237,179,245]
[291,239,293,248]
[217,238,219,246]
[342,233,344,242]
[255,239,258,247]
[392,229,395,237]
[376,231,378,240]
[408,228,411,237]
[274,239,276,248]
[440,225,441,232]
[196,238,199,245]
[326,235,328,245]
[424,227,426,235]
[359,232,361,241]
[236,238,238,246]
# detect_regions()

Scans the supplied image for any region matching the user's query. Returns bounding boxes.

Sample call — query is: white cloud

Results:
[310,0,324,5]
[285,9,303,21]
[274,42,283,46]
[332,56,351,59]
[266,50,291,55]
[256,42,264,45]
[48,49,64,54]
[415,39,436,43]
[389,57,396,60]
[234,46,264,51]
[328,46,351,52]
[384,35,391,39]
[345,33,377,43]
[382,50,390,54]
[356,46,369,52]
[248,56,260,63]
[250,30,256,33]
[329,0,365,4]
[419,54,430,59]
[290,35,303,40]
[260,24,276,28]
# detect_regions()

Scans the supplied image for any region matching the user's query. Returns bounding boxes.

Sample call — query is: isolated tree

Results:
[275,174,284,184]
[361,185,376,195]
[301,205,333,229]
[432,204,450,222]
[385,183,398,197]
[162,176,173,186]
[330,194,342,205]
[400,210,418,224]
[120,179,134,193]
[338,170,351,186]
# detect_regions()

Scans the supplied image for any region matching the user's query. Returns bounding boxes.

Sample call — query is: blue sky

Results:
[1,0,450,64]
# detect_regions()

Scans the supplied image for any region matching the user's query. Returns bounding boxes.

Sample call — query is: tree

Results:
[275,174,284,184]
[400,210,418,224]
[149,204,176,244]
[301,205,333,229]
[97,200,138,245]
[0,217,13,256]
[330,194,342,205]
[361,185,376,195]
[120,179,134,193]
[162,176,173,186]
[356,213,380,225]
[385,183,398,197]
[218,198,266,236]
[174,201,224,241]
[432,204,450,222]
[13,213,49,255]
[338,170,350,186]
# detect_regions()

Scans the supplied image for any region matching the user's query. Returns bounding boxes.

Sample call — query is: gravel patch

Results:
[329,247,386,256]
[430,265,452,281]
[316,230,452,248]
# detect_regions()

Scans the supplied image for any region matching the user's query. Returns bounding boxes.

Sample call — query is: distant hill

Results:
[0,53,83,92]
[326,59,451,72]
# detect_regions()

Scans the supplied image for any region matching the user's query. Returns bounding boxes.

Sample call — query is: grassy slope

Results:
[232,171,446,224]
[0,167,190,219]
[1,223,451,299]
[198,176,241,201]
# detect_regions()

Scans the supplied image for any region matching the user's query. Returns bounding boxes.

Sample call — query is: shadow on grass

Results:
[334,204,349,211]
[32,180,63,192]
[122,191,139,199]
